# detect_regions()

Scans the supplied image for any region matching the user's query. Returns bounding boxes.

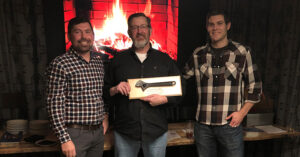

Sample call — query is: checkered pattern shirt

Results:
[183,41,262,125]
[46,47,107,143]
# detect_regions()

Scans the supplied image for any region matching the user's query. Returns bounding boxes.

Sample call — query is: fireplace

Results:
[63,0,178,60]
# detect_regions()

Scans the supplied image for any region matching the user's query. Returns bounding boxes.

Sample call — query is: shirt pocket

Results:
[199,63,211,80]
[224,62,240,81]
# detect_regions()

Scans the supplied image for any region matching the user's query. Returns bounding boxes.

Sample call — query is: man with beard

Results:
[183,10,262,157]
[46,17,108,157]
[104,13,182,157]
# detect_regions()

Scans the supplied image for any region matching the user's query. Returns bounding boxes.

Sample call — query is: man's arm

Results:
[46,61,77,157]
[103,53,131,98]
[183,56,195,80]
[226,48,262,127]
[182,46,206,80]
[46,62,71,143]
[102,113,109,134]
[243,47,262,104]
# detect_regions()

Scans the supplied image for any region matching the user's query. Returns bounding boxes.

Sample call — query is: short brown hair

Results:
[127,13,152,29]
[206,9,230,24]
[68,17,93,35]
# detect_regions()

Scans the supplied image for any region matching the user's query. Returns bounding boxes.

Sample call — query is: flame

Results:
[144,0,152,16]
[93,0,163,55]
[93,0,129,51]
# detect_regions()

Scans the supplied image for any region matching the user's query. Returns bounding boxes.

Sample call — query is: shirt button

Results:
[217,66,220,68]
[213,96,216,99]
[215,76,218,78]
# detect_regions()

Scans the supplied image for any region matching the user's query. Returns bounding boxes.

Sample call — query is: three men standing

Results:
[46,9,262,157]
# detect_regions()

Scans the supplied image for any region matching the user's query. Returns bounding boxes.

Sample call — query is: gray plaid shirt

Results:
[183,40,262,125]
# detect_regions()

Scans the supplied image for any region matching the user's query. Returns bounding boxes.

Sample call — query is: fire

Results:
[93,0,163,55]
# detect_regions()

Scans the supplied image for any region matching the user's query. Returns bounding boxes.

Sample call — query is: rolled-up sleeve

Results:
[243,49,262,104]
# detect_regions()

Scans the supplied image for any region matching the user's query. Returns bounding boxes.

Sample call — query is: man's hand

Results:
[140,94,168,106]
[225,111,245,127]
[110,82,130,96]
[226,102,255,127]
[61,140,76,157]
[103,114,109,134]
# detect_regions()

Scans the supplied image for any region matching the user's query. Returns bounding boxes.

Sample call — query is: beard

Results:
[133,33,149,49]
[134,39,148,49]
[73,38,93,53]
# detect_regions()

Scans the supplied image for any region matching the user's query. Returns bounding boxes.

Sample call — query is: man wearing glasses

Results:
[104,13,182,157]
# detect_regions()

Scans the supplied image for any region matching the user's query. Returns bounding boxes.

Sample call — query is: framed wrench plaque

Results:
[128,75,182,99]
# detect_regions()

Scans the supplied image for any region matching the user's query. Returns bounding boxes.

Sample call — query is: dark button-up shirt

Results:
[104,47,181,141]
[183,40,262,125]
[46,47,107,143]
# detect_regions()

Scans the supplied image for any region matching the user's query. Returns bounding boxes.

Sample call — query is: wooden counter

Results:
[0,122,298,154]
[167,122,194,146]
[243,126,300,141]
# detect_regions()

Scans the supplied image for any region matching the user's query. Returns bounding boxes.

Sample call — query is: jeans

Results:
[194,122,244,157]
[62,126,104,157]
[114,131,168,157]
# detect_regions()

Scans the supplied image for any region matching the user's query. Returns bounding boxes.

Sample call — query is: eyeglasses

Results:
[129,25,149,31]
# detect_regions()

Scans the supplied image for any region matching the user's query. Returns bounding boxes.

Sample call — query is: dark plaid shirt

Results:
[46,47,107,143]
[183,40,262,125]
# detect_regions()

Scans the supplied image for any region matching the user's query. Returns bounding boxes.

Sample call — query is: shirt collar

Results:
[128,44,155,56]
[207,39,234,52]
[69,46,97,62]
